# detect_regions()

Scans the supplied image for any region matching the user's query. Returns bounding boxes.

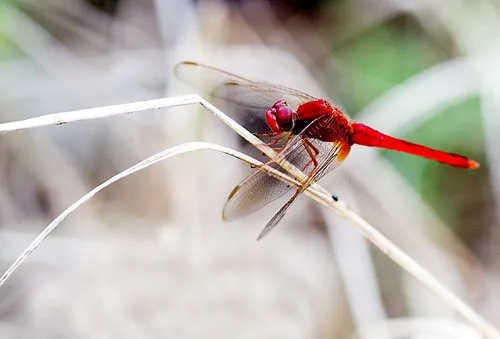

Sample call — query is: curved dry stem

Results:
[0,141,301,288]
[0,95,497,337]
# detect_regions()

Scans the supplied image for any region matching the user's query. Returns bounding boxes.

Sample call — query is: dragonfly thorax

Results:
[265,100,295,133]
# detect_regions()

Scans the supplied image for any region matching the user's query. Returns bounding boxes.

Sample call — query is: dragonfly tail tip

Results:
[468,159,480,169]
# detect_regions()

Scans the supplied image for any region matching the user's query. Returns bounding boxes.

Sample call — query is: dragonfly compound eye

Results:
[266,100,293,132]
[273,101,293,129]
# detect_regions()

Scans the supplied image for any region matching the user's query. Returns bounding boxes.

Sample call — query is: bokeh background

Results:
[0,0,497,338]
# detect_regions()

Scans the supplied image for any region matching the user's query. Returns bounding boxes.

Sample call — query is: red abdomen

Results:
[351,123,479,169]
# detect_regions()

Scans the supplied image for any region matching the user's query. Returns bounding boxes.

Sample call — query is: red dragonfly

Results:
[175,61,480,240]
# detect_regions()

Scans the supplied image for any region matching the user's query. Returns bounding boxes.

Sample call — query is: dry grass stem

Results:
[0,95,497,338]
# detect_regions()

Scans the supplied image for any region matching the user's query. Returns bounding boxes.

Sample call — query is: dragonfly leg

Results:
[255,141,284,151]
[301,138,320,172]
[254,131,282,137]
[264,137,284,147]
[255,131,292,150]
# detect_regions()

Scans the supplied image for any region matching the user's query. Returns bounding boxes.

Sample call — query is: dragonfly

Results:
[174,61,480,240]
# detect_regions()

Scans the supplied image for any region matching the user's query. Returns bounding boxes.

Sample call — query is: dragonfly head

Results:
[265,100,294,132]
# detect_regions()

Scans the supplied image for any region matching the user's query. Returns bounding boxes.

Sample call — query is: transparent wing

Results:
[222,163,294,222]
[256,118,351,239]
[174,61,317,125]
[223,115,351,223]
